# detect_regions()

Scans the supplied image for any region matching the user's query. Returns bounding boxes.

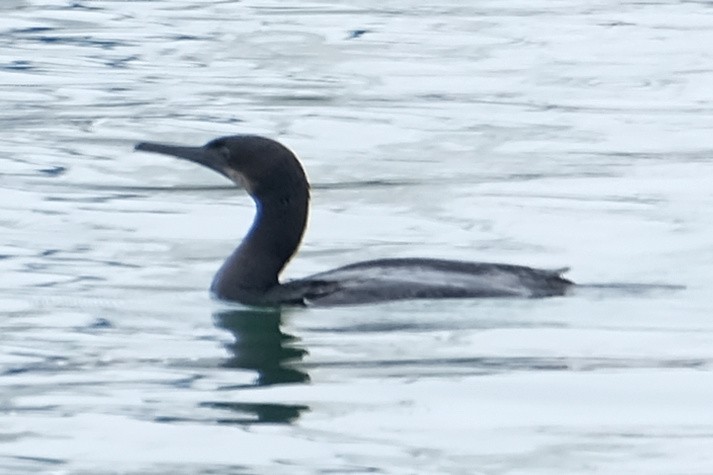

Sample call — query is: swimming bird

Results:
[135,135,572,306]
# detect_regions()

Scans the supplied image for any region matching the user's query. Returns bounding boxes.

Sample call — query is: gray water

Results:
[2,1,713,473]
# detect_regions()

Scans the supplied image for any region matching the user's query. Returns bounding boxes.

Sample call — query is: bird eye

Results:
[206,139,231,161]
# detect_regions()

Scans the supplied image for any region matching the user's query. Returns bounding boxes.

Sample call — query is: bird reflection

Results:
[207,307,310,425]
[213,307,310,386]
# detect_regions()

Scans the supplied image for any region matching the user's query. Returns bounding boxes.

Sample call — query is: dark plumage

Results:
[135,135,572,307]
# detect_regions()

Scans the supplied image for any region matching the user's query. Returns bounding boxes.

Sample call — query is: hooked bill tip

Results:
[135,142,156,152]
[134,141,183,155]
[133,141,209,164]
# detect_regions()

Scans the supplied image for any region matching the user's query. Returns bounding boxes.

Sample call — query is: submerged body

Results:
[261,258,570,306]
[136,135,572,307]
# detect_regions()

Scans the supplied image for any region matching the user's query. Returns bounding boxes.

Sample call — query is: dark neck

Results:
[211,190,309,301]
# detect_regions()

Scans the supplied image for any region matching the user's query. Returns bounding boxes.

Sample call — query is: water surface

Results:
[2,1,713,473]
